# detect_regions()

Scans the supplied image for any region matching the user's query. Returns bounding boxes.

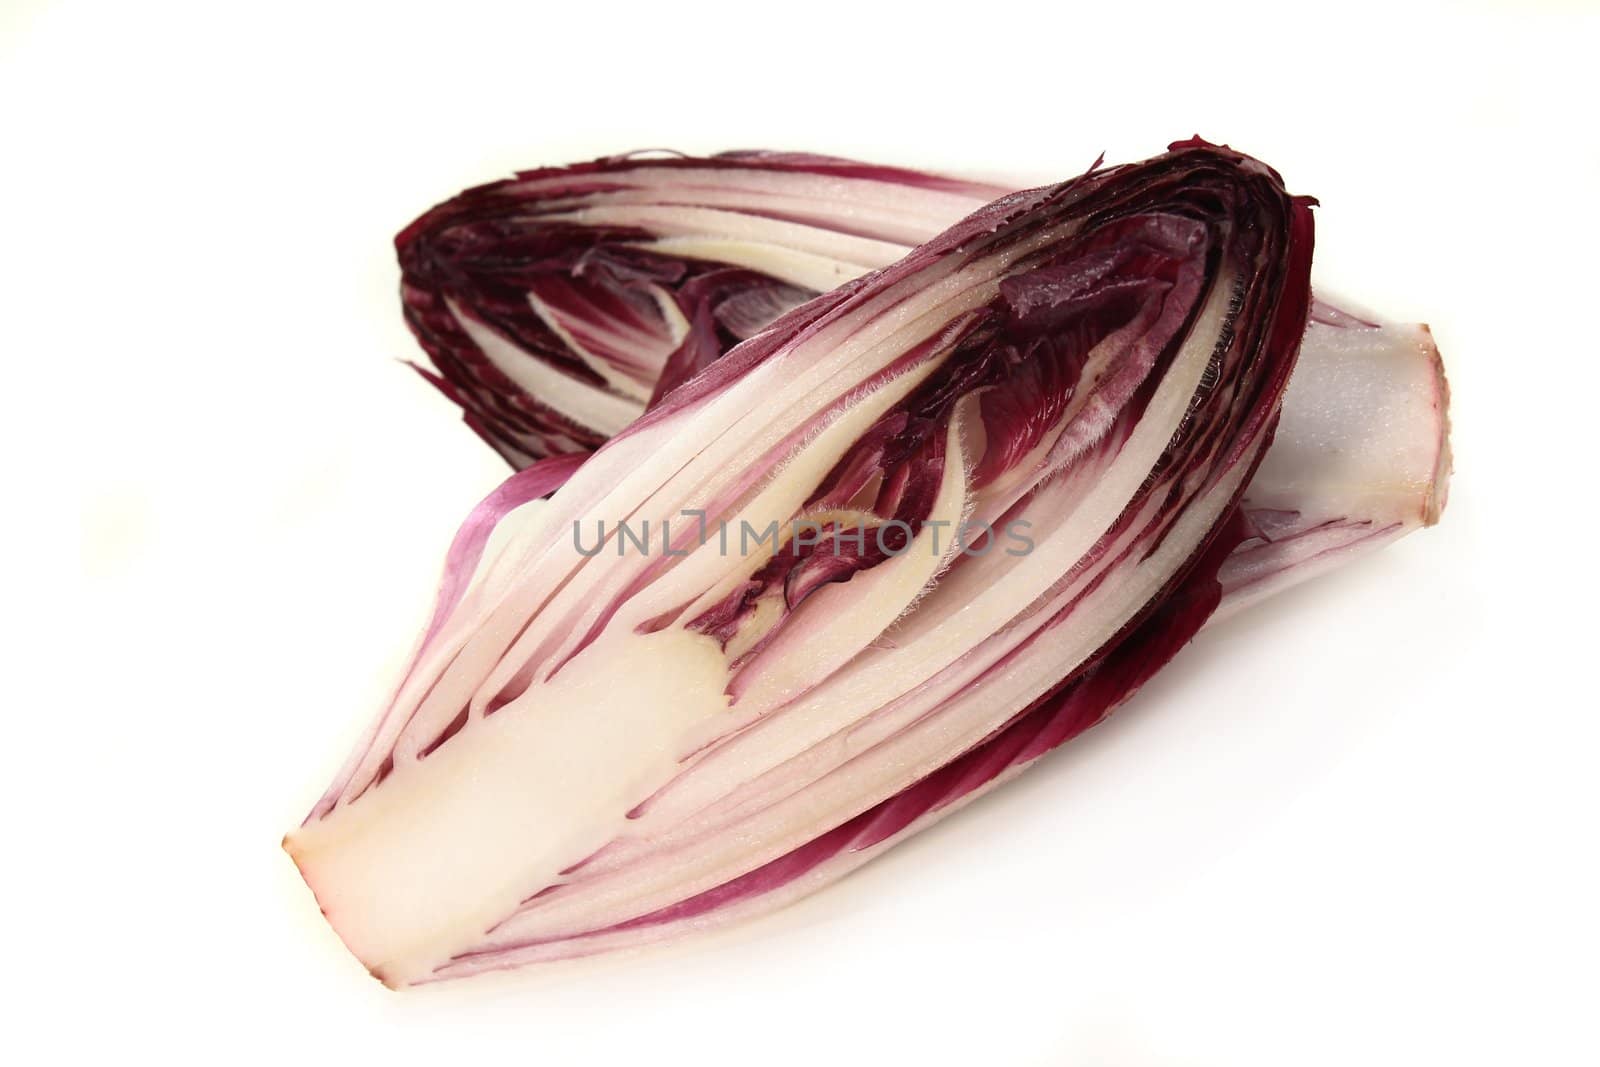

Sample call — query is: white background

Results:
[10,1,1597,1063]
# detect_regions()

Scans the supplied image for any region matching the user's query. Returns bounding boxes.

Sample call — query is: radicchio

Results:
[289,141,1317,985]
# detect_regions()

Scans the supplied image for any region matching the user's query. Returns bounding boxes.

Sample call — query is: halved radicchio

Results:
[288,142,1338,986]
[395,148,1449,606]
